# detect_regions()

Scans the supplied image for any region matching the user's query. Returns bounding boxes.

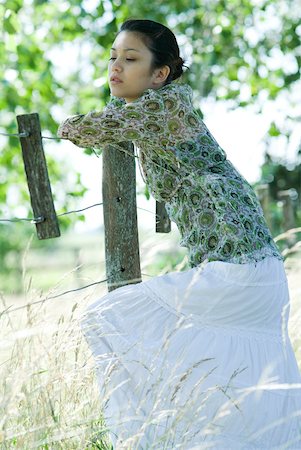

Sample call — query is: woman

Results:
[58,19,301,449]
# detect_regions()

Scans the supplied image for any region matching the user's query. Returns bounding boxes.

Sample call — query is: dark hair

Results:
[119,19,185,84]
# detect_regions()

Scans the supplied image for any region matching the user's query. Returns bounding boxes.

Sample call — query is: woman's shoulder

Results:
[106,83,193,114]
[155,82,193,101]
[132,83,193,112]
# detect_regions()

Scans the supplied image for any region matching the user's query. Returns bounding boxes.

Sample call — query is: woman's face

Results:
[108,31,168,103]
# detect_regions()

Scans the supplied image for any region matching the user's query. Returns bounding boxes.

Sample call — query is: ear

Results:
[152,65,170,86]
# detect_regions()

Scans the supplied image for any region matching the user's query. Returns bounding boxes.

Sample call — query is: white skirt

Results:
[81,257,301,449]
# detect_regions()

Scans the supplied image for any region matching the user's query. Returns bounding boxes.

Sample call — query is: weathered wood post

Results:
[156,202,171,233]
[278,190,295,231]
[102,142,141,292]
[255,184,272,228]
[17,113,60,239]
[278,189,296,246]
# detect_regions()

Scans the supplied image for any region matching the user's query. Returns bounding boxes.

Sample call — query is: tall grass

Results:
[0,285,112,449]
[0,242,300,449]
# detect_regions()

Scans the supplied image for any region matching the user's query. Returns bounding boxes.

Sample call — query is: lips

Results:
[110,76,123,84]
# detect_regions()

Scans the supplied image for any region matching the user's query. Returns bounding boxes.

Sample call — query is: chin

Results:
[111,92,124,98]
[110,84,124,93]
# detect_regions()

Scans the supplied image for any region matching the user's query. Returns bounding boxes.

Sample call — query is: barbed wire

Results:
[0,278,108,315]
[1,272,156,315]
[0,131,29,138]
[1,127,191,203]
[0,128,180,177]
[0,202,104,224]
[40,135,65,140]
[0,129,168,317]
[137,206,156,215]
[0,203,156,224]
[0,131,69,139]
[0,217,36,223]
[0,127,162,223]
[56,202,103,217]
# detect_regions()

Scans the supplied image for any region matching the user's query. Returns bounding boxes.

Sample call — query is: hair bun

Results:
[172,56,185,81]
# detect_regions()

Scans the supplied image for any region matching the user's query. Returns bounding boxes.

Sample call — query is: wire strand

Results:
[0,131,29,138]
[1,278,108,315]
[57,202,103,217]
[136,206,155,215]
[0,131,66,139]
[41,135,66,140]
[0,203,159,224]
[0,217,35,223]
[0,126,182,213]
[1,273,157,315]
[0,129,183,181]
[0,202,104,224]
[0,203,167,225]
[0,129,141,162]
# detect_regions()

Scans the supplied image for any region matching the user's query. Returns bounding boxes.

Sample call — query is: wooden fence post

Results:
[278,189,296,247]
[17,113,60,239]
[255,184,272,228]
[102,142,141,292]
[156,201,171,233]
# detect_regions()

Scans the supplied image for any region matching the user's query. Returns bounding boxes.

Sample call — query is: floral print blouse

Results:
[58,83,281,267]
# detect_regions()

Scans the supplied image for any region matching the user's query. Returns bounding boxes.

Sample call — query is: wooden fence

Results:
[17,113,171,292]
[15,113,300,294]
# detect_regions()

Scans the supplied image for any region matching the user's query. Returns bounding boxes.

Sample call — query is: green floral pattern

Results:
[58,83,281,267]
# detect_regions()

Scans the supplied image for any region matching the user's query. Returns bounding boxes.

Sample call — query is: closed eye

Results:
[109,57,136,61]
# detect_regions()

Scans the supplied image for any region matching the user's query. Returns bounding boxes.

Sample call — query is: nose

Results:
[111,58,123,73]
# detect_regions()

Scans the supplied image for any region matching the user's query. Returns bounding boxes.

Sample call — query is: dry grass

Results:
[0,285,110,449]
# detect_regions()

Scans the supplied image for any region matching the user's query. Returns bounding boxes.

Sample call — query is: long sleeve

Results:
[57,87,181,149]
[57,83,282,266]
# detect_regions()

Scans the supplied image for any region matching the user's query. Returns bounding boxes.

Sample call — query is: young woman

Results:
[58,19,301,449]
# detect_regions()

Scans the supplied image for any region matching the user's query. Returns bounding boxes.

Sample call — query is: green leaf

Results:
[144,184,150,200]
[4,10,19,34]
[4,0,23,12]
[268,122,281,137]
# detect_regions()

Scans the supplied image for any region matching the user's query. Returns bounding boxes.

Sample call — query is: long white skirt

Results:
[81,257,301,449]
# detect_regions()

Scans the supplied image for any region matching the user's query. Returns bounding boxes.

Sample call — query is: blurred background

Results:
[1,0,301,297]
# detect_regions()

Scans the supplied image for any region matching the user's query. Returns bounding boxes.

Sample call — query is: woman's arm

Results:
[57,87,170,149]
